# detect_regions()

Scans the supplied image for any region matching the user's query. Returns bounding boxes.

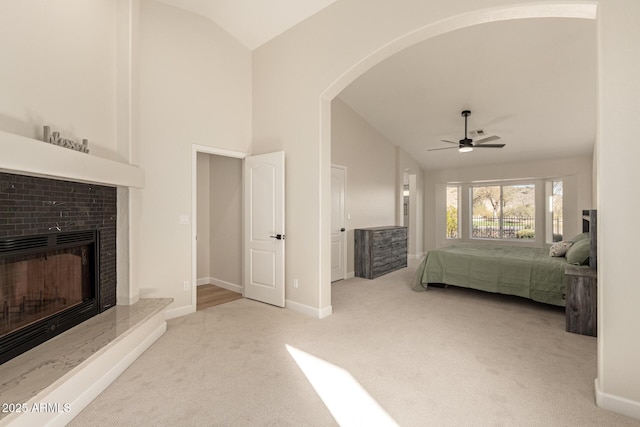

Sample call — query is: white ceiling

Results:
[338,18,597,171]
[153,3,597,172]
[154,0,339,49]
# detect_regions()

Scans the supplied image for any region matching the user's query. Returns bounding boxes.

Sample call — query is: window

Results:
[446,185,460,239]
[551,180,563,241]
[471,184,535,239]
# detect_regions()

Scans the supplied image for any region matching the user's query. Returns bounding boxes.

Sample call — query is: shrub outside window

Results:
[446,185,459,239]
[551,180,563,241]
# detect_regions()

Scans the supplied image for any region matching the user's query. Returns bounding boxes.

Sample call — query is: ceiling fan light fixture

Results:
[427,110,504,153]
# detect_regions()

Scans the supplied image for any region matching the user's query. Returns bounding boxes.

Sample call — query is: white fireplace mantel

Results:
[0,130,144,188]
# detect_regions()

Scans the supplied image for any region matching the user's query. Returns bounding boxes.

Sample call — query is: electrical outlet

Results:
[183,281,190,291]
[293,279,299,289]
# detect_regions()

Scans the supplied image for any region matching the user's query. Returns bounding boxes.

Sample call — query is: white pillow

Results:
[549,240,573,257]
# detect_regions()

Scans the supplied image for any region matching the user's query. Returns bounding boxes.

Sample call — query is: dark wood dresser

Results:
[354,226,407,279]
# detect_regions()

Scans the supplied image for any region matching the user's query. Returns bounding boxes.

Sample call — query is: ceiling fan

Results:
[428,110,505,153]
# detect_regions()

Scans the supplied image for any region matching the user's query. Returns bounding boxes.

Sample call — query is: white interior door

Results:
[244,151,285,307]
[331,166,346,282]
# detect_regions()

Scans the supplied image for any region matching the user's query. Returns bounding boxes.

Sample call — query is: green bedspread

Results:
[411,244,568,306]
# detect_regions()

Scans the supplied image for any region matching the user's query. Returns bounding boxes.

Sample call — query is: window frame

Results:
[469,181,537,241]
[545,179,564,243]
[445,185,461,240]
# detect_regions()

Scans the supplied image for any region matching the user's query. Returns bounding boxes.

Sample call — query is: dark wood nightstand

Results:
[565,266,597,336]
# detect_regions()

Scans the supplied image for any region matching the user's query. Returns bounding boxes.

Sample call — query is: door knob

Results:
[270,234,285,240]
[340,228,346,232]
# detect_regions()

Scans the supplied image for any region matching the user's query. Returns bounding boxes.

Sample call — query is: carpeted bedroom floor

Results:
[70,262,639,426]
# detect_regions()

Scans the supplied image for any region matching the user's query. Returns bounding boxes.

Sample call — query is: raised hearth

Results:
[0,298,172,426]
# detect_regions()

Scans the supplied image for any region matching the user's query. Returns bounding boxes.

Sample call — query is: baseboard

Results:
[285,299,332,319]
[210,277,243,293]
[165,304,195,320]
[196,277,243,293]
[346,271,355,279]
[319,305,333,319]
[595,378,640,421]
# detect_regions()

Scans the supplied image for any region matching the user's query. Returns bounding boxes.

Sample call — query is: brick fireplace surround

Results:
[0,172,117,310]
[0,130,170,426]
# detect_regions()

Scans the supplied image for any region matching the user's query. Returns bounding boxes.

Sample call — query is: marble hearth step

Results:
[0,298,172,427]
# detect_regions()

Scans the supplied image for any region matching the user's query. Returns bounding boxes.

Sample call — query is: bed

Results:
[411,210,596,307]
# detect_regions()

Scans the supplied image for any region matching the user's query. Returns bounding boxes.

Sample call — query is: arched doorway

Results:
[319,3,597,309]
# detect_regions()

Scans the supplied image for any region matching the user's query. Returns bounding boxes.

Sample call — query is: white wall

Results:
[196,154,242,289]
[424,156,592,251]
[3,0,639,418]
[331,98,425,271]
[331,98,398,274]
[252,0,601,313]
[252,0,640,417]
[0,1,118,159]
[397,147,424,258]
[596,0,640,417]
[196,153,211,281]
[0,0,139,304]
[209,155,242,289]
[135,0,251,315]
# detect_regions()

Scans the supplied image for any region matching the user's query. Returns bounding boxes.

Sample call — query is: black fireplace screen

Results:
[0,230,99,364]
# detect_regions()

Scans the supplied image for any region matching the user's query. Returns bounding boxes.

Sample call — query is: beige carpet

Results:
[70,263,639,426]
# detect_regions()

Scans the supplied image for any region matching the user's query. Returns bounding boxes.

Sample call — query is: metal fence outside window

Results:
[472,215,535,239]
[552,217,563,241]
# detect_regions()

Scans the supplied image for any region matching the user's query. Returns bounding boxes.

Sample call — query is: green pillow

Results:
[568,232,589,244]
[565,238,590,265]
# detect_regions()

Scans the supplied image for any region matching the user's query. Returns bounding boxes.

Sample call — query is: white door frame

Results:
[191,144,246,312]
[331,164,347,281]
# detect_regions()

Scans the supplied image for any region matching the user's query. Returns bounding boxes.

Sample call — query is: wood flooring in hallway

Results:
[196,284,243,311]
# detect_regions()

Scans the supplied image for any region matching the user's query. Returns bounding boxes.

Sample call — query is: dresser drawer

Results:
[355,226,408,279]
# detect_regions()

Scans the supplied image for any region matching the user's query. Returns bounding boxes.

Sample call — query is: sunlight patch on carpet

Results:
[286,345,398,427]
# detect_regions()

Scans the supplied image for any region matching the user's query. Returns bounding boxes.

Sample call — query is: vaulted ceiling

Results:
[338,18,597,171]
[155,0,339,49]
[154,2,597,171]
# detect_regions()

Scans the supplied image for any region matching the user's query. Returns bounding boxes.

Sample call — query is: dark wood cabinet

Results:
[355,226,407,279]
[565,266,597,336]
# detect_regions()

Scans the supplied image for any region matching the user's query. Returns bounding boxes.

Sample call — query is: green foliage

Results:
[446,206,458,238]
[516,229,535,239]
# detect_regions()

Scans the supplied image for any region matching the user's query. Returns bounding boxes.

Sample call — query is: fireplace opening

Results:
[0,230,99,365]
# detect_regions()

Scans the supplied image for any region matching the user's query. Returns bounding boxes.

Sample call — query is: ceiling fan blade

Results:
[440,139,459,145]
[428,146,458,151]
[473,135,501,145]
[473,143,506,148]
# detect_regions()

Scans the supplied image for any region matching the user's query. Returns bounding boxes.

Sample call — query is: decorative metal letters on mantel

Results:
[42,125,90,153]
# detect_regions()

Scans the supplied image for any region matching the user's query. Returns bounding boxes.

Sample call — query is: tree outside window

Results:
[472,184,535,239]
